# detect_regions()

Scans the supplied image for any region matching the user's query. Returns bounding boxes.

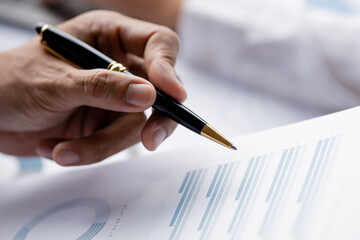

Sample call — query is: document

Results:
[1,107,360,240]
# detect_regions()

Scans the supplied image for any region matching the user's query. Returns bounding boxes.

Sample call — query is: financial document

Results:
[1,107,360,239]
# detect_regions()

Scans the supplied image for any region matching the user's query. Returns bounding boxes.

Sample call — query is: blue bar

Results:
[170,171,196,227]
[169,170,202,240]
[206,165,222,198]
[17,157,42,173]
[288,146,301,182]
[302,138,329,208]
[260,147,300,237]
[231,156,265,240]
[294,137,336,237]
[228,157,260,233]
[308,137,335,208]
[200,163,234,240]
[176,169,208,239]
[298,140,323,202]
[313,137,336,195]
[179,172,191,193]
[266,149,288,202]
[198,164,228,231]
[304,138,329,200]
[203,162,240,239]
[272,148,294,202]
[235,158,254,201]
[260,148,294,235]
[293,139,330,236]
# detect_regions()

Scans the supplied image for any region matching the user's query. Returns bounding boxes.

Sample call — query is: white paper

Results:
[1,107,360,239]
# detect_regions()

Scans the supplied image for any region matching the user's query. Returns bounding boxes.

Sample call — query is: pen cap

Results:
[36,23,113,69]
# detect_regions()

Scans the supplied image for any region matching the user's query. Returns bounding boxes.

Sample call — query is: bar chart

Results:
[168,136,339,240]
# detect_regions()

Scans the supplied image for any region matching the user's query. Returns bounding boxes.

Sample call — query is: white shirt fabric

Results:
[177,0,360,112]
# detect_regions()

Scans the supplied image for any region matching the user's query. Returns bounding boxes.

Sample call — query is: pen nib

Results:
[231,145,237,151]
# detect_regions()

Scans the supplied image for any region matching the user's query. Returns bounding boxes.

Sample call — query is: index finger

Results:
[62,11,187,103]
[117,16,187,103]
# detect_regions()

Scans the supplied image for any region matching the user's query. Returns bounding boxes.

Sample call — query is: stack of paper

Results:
[1,107,360,239]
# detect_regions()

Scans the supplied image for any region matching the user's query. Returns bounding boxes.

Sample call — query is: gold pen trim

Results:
[40,42,81,69]
[38,24,81,68]
[201,124,235,149]
[107,61,127,72]
[39,24,49,38]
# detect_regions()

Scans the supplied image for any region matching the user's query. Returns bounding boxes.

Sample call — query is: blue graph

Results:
[230,155,269,239]
[293,136,337,238]
[168,135,339,240]
[17,157,42,173]
[13,197,110,240]
[259,146,302,238]
[169,169,207,240]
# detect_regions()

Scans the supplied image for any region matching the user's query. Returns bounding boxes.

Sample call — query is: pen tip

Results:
[231,145,237,151]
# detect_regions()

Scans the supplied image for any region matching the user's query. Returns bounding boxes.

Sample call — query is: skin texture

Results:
[0,10,187,166]
[42,0,183,30]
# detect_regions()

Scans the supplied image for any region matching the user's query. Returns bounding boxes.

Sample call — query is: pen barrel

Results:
[38,24,220,142]
[41,25,113,69]
[153,89,206,134]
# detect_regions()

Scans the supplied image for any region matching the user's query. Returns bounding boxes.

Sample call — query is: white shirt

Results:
[177,0,360,111]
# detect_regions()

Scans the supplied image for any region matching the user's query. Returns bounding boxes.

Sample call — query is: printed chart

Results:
[168,136,339,240]
[13,198,109,240]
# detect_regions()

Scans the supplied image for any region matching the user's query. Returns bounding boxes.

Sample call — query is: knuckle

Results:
[82,70,117,101]
[152,27,180,63]
[157,26,180,46]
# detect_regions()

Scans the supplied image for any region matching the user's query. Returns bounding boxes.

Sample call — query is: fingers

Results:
[141,111,178,151]
[61,11,187,102]
[124,53,148,79]
[58,68,156,112]
[36,138,61,159]
[143,28,187,103]
[36,113,146,166]
[119,20,187,102]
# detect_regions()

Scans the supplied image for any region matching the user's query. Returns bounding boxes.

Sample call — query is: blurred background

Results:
[0,0,359,182]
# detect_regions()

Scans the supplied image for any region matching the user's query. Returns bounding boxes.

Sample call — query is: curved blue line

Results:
[13,197,109,240]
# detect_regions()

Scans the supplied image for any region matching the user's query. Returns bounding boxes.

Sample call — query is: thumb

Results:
[59,69,156,112]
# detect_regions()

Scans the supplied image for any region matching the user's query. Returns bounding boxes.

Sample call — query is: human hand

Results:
[0,10,186,166]
[42,0,183,30]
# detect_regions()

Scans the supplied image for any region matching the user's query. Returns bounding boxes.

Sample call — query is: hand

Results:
[42,0,183,30]
[0,10,187,166]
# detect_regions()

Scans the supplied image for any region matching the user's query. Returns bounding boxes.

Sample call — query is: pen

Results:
[35,23,236,150]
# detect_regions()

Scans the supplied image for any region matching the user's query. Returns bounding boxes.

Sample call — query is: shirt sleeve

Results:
[177,0,360,111]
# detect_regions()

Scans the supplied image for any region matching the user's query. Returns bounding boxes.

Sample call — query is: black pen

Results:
[35,23,236,150]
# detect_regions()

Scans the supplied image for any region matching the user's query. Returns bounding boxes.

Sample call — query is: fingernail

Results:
[56,149,79,166]
[168,69,184,87]
[126,84,154,107]
[154,128,167,149]
[169,70,187,101]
